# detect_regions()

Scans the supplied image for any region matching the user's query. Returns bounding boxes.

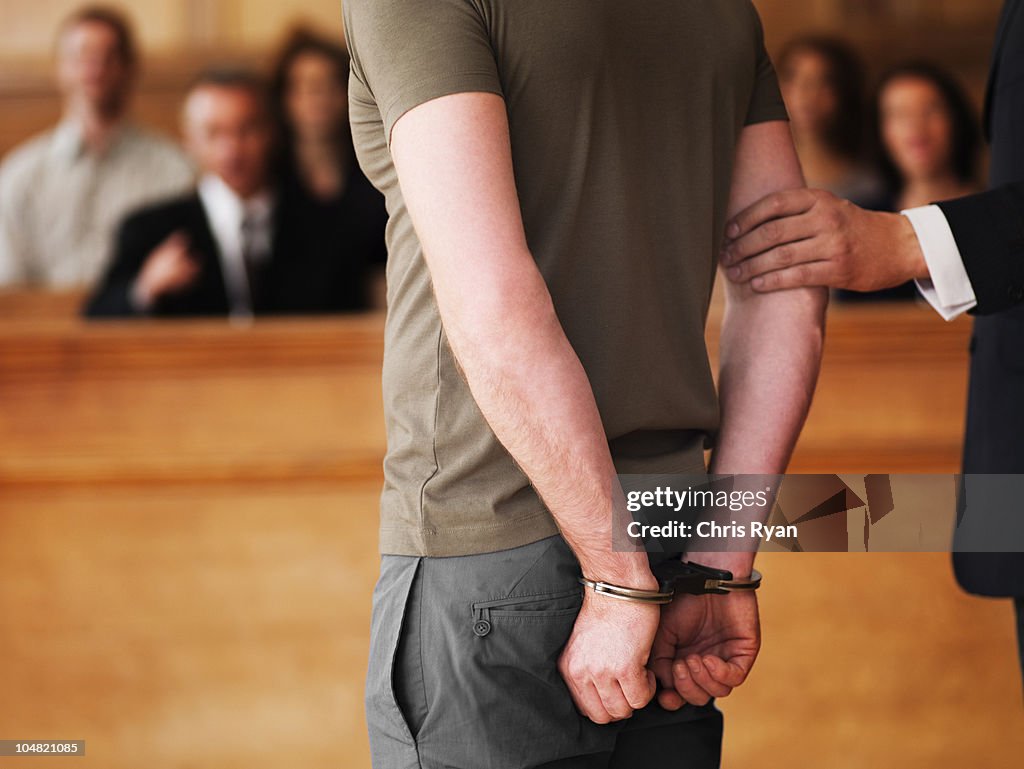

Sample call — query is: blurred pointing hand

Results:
[134,230,200,308]
[720,188,929,293]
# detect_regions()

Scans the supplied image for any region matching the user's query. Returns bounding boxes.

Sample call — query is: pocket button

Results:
[473,619,492,637]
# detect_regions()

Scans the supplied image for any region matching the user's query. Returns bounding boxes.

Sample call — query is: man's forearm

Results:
[706,282,827,574]
[702,120,828,576]
[439,258,656,590]
[713,283,826,474]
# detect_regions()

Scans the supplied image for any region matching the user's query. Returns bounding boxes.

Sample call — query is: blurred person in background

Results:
[873,63,981,213]
[834,63,980,302]
[270,28,388,311]
[0,5,193,289]
[777,36,881,206]
[85,69,340,318]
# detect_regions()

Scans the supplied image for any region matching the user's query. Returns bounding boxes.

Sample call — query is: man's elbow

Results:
[438,265,561,371]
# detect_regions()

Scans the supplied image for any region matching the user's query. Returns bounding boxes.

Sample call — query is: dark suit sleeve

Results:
[936,182,1024,315]
[83,210,164,318]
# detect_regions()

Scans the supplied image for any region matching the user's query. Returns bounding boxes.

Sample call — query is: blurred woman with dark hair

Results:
[873,62,981,212]
[777,36,882,205]
[270,28,387,312]
[833,61,983,303]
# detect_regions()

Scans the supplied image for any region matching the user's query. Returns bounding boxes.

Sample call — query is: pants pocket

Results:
[465,585,611,764]
[404,539,617,768]
[471,587,584,632]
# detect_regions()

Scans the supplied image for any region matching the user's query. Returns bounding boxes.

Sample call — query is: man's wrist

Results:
[895,212,931,282]
[579,576,673,604]
[578,551,658,592]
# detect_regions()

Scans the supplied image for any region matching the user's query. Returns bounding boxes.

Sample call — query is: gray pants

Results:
[365,535,722,769]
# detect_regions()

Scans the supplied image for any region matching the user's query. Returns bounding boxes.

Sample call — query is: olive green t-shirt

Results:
[343,0,789,557]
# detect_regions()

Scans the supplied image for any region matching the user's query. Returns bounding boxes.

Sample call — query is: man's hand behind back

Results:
[558,590,660,724]
[720,188,928,293]
[649,591,760,709]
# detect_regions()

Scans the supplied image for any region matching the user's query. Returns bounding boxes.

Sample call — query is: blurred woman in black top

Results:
[872,62,981,215]
[270,28,387,312]
[838,61,982,302]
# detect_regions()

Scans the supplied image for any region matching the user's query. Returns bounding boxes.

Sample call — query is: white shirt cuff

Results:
[901,204,977,321]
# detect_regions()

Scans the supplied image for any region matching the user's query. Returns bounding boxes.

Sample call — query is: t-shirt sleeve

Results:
[343,0,504,144]
[744,5,789,126]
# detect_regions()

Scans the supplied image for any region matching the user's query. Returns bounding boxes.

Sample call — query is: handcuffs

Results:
[579,560,762,605]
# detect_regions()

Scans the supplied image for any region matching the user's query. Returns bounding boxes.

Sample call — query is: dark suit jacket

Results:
[85,187,380,317]
[937,0,1024,316]
[85,195,233,317]
[946,0,1024,596]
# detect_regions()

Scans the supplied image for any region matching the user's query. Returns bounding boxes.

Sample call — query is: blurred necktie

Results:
[240,212,266,310]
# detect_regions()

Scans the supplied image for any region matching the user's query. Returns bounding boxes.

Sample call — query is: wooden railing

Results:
[0,291,387,485]
[0,290,973,486]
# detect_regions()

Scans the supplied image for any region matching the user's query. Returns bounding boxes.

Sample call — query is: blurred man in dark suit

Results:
[86,69,371,319]
[720,0,1024,682]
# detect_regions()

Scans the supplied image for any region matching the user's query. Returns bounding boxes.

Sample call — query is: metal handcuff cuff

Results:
[578,560,762,605]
